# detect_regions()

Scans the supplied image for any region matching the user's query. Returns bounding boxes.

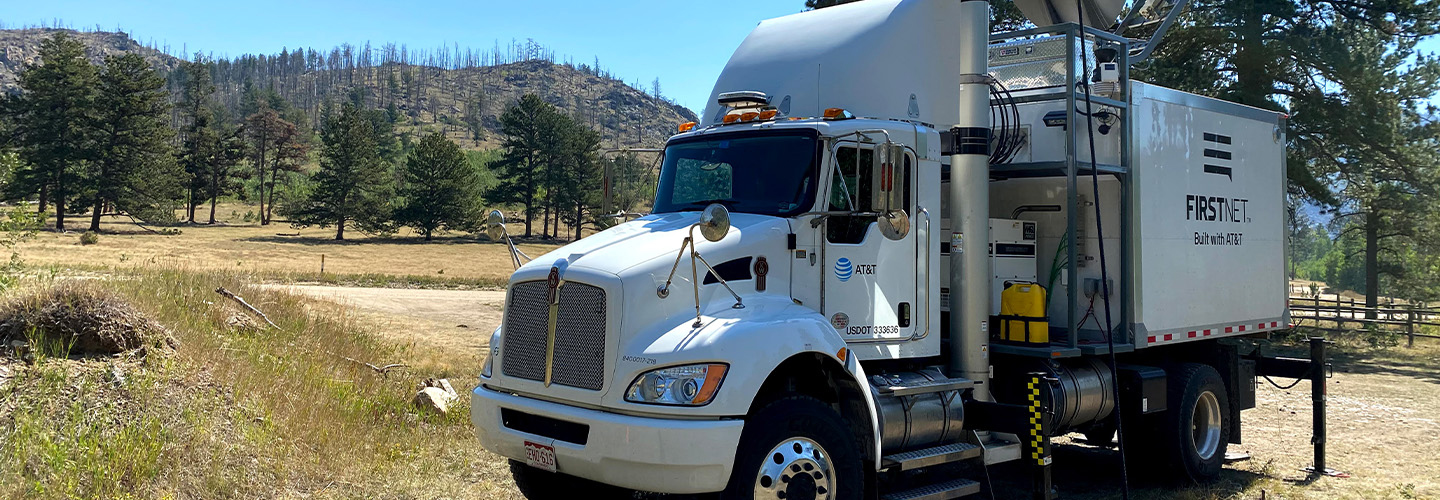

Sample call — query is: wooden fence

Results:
[1288,296,1440,346]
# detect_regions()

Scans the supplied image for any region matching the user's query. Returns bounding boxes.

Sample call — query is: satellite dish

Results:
[1011,0,1129,28]
[485,210,507,242]
[699,204,731,243]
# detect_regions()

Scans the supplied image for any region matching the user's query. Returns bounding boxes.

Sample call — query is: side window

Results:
[826,146,912,244]
[671,159,733,205]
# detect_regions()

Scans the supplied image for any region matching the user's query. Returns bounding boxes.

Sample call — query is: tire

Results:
[1160,363,1231,483]
[509,460,633,500]
[721,396,863,500]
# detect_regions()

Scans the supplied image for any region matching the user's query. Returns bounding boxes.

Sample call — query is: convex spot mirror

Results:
[699,203,731,242]
[878,209,910,240]
[485,210,508,242]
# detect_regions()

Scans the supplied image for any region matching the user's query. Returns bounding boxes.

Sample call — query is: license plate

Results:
[524,441,557,473]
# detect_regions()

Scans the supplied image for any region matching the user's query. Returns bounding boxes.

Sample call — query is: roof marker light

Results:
[678,122,697,132]
[823,108,854,120]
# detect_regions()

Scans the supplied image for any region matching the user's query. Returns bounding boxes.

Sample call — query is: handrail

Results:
[911,207,933,342]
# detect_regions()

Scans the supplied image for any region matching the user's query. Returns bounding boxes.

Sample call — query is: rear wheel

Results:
[1160,363,1231,483]
[722,396,863,500]
[509,460,633,500]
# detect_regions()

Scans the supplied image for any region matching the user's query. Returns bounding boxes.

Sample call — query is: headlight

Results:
[481,327,502,378]
[625,363,728,406]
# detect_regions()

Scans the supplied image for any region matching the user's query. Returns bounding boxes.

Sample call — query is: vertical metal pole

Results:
[1027,373,1056,500]
[1310,337,1327,475]
[946,0,993,403]
[1065,25,1080,349]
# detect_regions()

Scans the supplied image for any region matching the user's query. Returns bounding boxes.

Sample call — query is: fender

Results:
[618,294,883,470]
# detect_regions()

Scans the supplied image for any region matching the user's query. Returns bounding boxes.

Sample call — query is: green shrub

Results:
[79,231,99,245]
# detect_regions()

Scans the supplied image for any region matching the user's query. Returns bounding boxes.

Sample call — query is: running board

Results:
[882,442,983,471]
[874,377,974,397]
[881,478,982,500]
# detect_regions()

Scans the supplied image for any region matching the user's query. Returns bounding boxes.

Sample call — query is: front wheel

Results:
[722,396,863,500]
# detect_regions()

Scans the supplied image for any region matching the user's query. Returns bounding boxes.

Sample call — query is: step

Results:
[882,442,984,471]
[881,478,982,500]
[875,377,974,397]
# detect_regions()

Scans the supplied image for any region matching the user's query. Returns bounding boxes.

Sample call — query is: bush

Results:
[79,231,99,245]
[0,282,173,356]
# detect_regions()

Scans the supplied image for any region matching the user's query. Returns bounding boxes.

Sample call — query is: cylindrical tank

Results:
[993,358,1116,432]
[1047,358,1116,431]
[869,368,966,452]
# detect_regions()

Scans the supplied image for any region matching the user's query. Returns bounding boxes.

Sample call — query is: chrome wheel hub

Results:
[1192,390,1223,460]
[754,437,835,500]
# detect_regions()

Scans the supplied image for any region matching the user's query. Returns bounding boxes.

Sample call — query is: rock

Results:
[414,386,457,415]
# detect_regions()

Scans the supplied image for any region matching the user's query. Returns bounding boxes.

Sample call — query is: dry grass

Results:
[19,204,564,288]
[0,269,523,499]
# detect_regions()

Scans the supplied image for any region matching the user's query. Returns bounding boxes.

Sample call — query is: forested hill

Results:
[0,28,697,149]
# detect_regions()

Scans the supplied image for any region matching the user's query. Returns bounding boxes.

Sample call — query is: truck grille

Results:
[501,280,608,391]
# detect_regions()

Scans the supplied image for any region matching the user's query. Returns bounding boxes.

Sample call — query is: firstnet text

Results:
[1186,195,1251,223]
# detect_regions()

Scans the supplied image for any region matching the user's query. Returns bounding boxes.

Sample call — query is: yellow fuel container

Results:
[999,282,1049,345]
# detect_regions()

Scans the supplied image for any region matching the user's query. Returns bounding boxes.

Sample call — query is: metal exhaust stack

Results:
[948,0,992,402]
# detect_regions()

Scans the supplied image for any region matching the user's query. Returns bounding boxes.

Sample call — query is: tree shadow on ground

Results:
[1264,337,1440,385]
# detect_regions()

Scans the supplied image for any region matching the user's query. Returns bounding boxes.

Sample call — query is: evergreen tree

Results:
[90,53,181,231]
[394,132,480,240]
[290,102,393,240]
[245,106,304,224]
[176,59,216,222]
[490,94,560,237]
[8,32,98,230]
[551,117,602,241]
[201,107,249,225]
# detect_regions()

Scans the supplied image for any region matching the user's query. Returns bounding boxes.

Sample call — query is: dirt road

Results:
[267,284,506,355]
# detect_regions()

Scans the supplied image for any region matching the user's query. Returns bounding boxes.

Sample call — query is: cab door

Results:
[821,142,917,342]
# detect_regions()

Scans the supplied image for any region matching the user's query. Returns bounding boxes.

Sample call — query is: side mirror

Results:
[485,210,507,242]
[872,142,909,240]
[871,142,906,212]
[699,203,731,242]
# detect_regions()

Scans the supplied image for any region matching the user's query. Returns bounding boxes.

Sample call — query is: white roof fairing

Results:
[700,0,973,128]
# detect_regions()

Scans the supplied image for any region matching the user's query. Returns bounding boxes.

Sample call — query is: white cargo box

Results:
[959,82,1289,349]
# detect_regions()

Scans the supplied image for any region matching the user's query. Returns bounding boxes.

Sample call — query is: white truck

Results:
[472,1,1329,499]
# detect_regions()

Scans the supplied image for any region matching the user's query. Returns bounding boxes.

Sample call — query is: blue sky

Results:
[3,1,1437,115]
[0,0,809,115]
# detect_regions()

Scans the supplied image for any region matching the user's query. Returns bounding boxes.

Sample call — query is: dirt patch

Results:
[0,283,172,356]
[265,284,505,355]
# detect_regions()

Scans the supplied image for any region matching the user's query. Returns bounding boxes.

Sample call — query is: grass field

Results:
[21,204,564,288]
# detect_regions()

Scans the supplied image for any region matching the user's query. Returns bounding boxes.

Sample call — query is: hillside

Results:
[0,28,696,149]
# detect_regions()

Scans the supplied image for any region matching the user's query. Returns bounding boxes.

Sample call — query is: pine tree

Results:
[176,59,216,222]
[490,94,560,237]
[90,53,181,231]
[9,32,98,230]
[245,106,304,224]
[289,102,393,240]
[394,132,480,240]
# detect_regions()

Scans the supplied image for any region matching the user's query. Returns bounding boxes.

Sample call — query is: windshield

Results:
[652,130,820,217]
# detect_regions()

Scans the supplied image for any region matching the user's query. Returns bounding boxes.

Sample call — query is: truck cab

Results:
[473,114,939,496]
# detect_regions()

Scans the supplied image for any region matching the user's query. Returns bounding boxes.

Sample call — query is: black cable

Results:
[1263,374,1306,390]
[1076,1,1131,499]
